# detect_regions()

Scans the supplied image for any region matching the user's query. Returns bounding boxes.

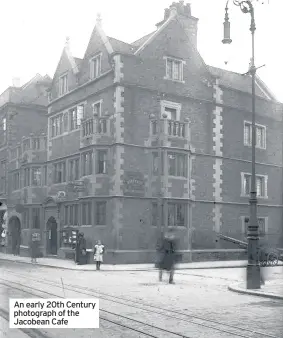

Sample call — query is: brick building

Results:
[6,2,283,262]
[0,74,51,252]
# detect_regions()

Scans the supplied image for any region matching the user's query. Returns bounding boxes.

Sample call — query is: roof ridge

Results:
[131,31,155,46]
[207,65,248,77]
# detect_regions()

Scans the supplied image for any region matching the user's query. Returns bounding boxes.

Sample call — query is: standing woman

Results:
[94,240,105,270]
[76,232,87,265]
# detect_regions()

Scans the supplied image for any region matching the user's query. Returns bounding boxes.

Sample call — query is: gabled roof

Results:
[131,32,155,47]
[207,66,277,101]
[107,37,135,54]
[84,15,114,58]
[134,8,177,55]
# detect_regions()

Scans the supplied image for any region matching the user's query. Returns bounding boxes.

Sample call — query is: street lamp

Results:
[222,0,261,289]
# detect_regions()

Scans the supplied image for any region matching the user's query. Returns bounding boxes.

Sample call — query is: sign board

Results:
[123,171,145,197]
[32,233,41,241]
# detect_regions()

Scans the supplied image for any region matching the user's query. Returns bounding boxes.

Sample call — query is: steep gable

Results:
[52,42,77,82]
[83,15,113,59]
[135,16,213,87]
[78,16,115,85]
[49,38,79,100]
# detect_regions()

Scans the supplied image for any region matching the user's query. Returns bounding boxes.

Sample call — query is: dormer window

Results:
[164,57,184,82]
[90,54,101,79]
[59,74,68,96]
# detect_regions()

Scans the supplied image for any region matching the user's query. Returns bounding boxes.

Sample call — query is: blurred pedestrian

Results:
[75,232,87,265]
[29,233,40,264]
[94,240,105,270]
[157,229,178,284]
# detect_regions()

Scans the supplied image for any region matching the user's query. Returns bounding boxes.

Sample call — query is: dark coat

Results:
[30,240,40,258]
[157,237,178,271]
[75,236,87,265]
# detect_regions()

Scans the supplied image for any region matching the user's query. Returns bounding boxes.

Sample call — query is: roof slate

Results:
[107,37,135,54]
[131,32,155,47]
[207,65,272,100]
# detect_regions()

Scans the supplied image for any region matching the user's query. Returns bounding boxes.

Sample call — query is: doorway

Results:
[46,217,57,255]
[8,216,21,255]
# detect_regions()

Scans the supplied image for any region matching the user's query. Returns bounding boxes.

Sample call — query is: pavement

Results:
[0,252,282,301]
[229,281,283,300]
[0,251,249,271]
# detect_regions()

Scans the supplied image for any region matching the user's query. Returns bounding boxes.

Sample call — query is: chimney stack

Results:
[12,77,21,88]
[156,1,198,48]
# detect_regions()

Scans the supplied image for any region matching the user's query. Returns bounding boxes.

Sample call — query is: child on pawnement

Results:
[93,240,105,270]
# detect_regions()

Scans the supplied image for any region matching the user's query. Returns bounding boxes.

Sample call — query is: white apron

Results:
[94,244,104,262]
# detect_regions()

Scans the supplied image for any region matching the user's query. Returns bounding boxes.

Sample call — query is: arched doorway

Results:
[46,217,58,255]
[9,216,21,255]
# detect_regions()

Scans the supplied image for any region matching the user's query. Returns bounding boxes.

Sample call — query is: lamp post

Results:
[222,0,261,289]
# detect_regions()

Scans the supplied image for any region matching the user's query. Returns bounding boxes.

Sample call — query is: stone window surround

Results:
[163,56,186,83]
[89,53,102,80]
[167,151,187,178]
[81,151,93,177]
[151,200,187,227]
[65,199,107,227]
[49,100,87,139]
[240,172,268,199]
[240,216,268,236]
[243,120,266,150]
[92,99,103,116]
[68,157,80,182]
[53,161,67,184]
[64,203,79,226]
[96,149,108,175]
[160,100,181,121]
[58,72,68,97]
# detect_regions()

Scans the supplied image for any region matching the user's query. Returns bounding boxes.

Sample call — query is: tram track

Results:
[0,280,192,338]
[1,269,280,338]
[0,303,52,338]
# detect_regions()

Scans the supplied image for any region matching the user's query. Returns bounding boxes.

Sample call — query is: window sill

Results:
[244,144,266,150]
[240,194,268,199]
[163,77,185,84]
[168,175,187,180]
[52,182,67,186]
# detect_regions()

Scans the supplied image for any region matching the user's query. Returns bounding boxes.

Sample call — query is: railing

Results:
[151,120,186,138]
[81,117,108,137]
[82,118,94,137]
[168,120,185,137]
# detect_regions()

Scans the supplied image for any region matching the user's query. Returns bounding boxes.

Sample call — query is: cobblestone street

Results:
[1,260,282,337]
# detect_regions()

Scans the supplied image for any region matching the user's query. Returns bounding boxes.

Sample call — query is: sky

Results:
[0,0,281,100]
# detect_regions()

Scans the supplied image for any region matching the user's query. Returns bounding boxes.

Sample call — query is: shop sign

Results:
[123,171,145,197]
